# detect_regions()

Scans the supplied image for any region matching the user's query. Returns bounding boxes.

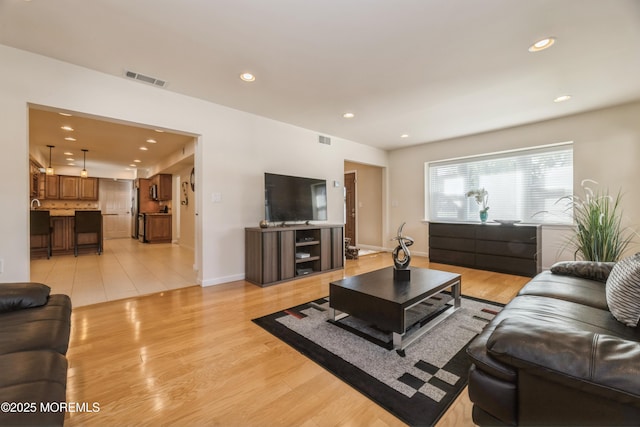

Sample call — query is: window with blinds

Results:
[426,143,573,224]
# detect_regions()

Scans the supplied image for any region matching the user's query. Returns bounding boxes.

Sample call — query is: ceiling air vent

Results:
[318,135,331,145]
[124,70,167,88]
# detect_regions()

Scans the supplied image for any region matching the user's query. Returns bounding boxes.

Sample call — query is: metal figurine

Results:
[392,222,414,271]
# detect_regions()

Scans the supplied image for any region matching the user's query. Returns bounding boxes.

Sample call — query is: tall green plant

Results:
[562,180,634,262]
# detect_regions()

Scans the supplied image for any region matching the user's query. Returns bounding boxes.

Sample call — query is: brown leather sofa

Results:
[467,269,640,426]
[0,283,72,426]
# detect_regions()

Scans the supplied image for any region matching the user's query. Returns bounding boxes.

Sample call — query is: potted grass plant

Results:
[561,180,634,262]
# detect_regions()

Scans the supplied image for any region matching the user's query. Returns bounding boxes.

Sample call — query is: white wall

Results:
[0,44,388,284]
[388,101,640,267]
[176,164,196,251]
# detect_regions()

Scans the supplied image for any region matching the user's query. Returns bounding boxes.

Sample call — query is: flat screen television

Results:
[264,173,327,222]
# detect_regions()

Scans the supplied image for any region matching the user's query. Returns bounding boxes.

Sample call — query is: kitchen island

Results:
[30,209,103,257]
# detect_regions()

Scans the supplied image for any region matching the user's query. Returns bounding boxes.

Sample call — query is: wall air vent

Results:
[124,70,167,88]
[318,135,331,145]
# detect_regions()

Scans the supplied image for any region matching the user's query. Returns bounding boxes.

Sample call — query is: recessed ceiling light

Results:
[129,164,137,167]
[67,163,75,166]
[528,37,556,52]
[146,139,157,143]
[133,159,141,163]
[240,72,256,82]
[64,137,76,141]
[61,125,74,131]
[63,151,73,155]
[554,95,572,103]
[154,129,164,133]
[66,158,75,161]
[401,134,409,138]
[140,147,148,151]
[343,112,355,119]
[58,112,72,117]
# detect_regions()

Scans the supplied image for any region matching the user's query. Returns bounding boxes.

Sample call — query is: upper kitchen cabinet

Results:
[59,175,79,199]
[42,175,99,201]
[29,160,41,198]
[79,177,99,200]
[45,175,59,199]
[151,174,172,201]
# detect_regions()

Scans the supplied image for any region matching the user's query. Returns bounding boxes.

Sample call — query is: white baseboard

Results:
[356,244,389,253]
[200,273,245,287]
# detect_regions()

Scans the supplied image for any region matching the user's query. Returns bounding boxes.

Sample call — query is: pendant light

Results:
[46,145,55,176]
[80,149,88,178]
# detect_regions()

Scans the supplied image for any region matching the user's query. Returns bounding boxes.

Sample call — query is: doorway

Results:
[344,171,357,244]
[343,161,385,252]
[28,104,201,294]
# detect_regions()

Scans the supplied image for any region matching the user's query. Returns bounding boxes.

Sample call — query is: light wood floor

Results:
[31,238,197,307]
[61,252,530,426]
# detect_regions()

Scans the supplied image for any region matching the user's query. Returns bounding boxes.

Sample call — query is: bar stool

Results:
[30,210,51,259]
[74,211,103,256]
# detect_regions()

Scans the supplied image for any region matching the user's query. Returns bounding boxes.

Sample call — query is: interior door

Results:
[344,172,356,244]
[100,179,132,239]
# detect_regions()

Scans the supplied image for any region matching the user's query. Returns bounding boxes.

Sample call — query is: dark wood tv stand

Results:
[245,224,344,287]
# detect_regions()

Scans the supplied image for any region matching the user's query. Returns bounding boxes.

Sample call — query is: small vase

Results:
[479,210,488,223]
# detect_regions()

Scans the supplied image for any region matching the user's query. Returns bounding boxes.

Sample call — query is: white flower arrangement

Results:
[466,188,489,213]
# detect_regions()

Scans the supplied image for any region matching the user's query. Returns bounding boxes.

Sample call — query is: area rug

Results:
[252,294,502,426]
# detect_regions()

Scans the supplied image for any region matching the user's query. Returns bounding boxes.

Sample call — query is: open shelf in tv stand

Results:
[245,224,344,287]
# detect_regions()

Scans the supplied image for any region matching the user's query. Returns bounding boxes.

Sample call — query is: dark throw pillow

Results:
[0,282,51,313]
[606,253,640,327]
[550,261,616,283]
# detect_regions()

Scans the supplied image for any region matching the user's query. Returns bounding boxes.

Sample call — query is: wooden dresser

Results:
[428,222,541,277]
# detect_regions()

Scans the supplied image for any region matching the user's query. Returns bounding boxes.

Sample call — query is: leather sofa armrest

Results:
[487,318,640,401]
[0,283,51,313]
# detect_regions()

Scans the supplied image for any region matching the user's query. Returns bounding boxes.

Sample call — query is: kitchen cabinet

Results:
[49,214,101,255]
[59,176,79,199]
[144,214,172,243]
[29,161,41,198]
[41,175,99,200]
[45,175,59,199]
[150,173,172,201]
[79,177,99,200]
[50,216,71,252]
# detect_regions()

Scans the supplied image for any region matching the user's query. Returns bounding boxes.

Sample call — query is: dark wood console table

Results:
[428,222,541,277]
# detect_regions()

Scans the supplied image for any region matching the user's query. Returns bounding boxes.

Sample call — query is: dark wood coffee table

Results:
[329,267,461,353]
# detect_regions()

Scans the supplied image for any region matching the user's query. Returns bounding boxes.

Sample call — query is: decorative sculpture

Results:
[392,222,414,280]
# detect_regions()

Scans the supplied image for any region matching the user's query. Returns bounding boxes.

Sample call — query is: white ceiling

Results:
[28,106,195,176]
[3,0,640,151]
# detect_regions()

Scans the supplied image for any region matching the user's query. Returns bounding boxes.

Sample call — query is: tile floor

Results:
[30,238,197,307]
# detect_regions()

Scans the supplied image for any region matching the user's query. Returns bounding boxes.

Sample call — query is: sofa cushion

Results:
[487,318,640,403]
[0,282,50,313]
[0,295,72,355]
[467,293,640,383]
[550,260,616,283]
[606,253,640,327]
[518,271,608,310]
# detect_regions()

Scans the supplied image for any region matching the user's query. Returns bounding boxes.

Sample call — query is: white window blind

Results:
[427,143,573,224]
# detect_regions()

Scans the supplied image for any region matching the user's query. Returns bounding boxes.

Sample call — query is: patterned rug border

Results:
[252,294,504,426]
